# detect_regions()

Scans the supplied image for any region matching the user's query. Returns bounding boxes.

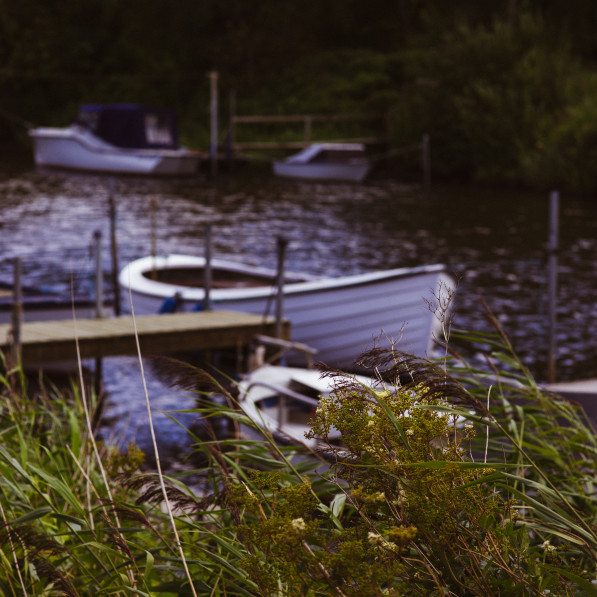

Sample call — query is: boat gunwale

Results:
[119,254,451,303]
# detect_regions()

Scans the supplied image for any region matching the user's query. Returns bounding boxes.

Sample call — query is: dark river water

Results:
[2,157,597,463]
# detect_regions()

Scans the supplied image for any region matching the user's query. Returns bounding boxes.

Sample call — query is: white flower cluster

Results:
[367,532,399,553]
[291,517,306,532]
[541,540,556,553]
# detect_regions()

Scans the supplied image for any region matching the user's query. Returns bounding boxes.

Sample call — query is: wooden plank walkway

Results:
[0,311,290,364]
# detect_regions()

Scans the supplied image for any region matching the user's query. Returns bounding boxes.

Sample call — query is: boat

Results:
[236,337,469,450]
[234,335,372,448]
[272,143,372,182]
[0,281,112,325]
[237,362,375,448]
[29,104,202,176]
[118,254,455,369]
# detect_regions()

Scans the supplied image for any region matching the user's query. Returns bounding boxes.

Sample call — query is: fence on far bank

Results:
[226,112,389,153]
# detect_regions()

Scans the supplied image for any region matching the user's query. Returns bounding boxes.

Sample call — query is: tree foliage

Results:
[2,0,597,190]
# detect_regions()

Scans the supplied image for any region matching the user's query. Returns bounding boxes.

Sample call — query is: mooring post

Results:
[92,229,104,397]
[108,179,121,316]
[203,222,212,311]
[10,256,22,364]
[276,236,288,339]
[304,116,312,144]
[547,190,559,384]
[422,133,431,194]
[93,230,103,319]
[226,90,236,164]
[209,70,219,177]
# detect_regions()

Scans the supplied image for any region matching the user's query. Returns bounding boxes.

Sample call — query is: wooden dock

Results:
[0,311,290,364]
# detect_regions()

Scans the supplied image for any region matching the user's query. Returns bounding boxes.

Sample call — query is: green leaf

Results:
[543,564,597,595]
[374,392,413,453]
[144,550,154,579]
[331,492,346,519]
[8,507,53,526]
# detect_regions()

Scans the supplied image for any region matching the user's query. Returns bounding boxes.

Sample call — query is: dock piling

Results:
[208,71,219,177]
[108,180,121,316]
[203,222,212,311]
[10,257,22,364]
[276,237,288,340]
[93,230,103,319]
[547,190,559,384]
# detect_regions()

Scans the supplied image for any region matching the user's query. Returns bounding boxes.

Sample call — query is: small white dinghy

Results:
[273,143,371,182]
[237,336,376,448]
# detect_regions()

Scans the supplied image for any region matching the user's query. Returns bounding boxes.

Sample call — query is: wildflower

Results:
[387,525,418,546]
[373,389,391,400]
[352,487,385,503]
[406,429,414,436]
[291,518,306,532]
[368,532,385,546]
[368,532,400,553]
[541,540,556,553]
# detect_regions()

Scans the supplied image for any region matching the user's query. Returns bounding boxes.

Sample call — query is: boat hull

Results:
[273,142,372,182]
[273,161,371,182]
[29,127,201,176]
[119,255,454,368]
[0,293,111,325]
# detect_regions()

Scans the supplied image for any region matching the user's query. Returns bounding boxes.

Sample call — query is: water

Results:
[2,160,597,462]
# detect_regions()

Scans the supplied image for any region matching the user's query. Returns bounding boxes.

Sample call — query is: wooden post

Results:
[547,190,559,384]
[150,196,158,280]
[108,180,121,316]
[93,230,103,319]
[150,196,157,259]
[422,133,431,193]
[10,257,22,364]
[304,116,312,143]
[209,71,219,177]
[227,90,236,162]
[93,229,104,397]
[203,222,212,311]
[276,236,288,339]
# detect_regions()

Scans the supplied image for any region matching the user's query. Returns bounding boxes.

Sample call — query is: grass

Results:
[1,305,597,594]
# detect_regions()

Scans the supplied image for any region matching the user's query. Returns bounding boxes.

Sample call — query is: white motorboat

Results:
[273,143,372,182]
[29,104,202,176]
[118,254,455,369]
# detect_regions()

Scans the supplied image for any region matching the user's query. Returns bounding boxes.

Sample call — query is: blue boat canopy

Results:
[75,104,180,149]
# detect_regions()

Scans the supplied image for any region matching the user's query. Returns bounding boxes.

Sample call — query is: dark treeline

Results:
[2,0,597,190]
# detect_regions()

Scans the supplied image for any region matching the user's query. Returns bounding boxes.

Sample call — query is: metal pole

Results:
[209,71,219,177]
[276,237,288,339]
[93,230,103,319]
[547,190,559,384]
[203,222,212,311]
[10,257,22,364]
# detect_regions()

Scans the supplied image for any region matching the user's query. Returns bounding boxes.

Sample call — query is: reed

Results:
[1,309,597,594]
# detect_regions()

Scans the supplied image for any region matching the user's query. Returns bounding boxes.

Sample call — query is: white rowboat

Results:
[119,254,454,369]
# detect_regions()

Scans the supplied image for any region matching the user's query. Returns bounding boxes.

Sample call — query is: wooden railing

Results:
[227,113,388,152]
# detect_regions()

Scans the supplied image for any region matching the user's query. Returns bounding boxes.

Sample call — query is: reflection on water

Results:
[2,163,597,459]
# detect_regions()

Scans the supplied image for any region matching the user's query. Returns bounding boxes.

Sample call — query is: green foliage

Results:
[4,1,597,189]
[3,306,597,594]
